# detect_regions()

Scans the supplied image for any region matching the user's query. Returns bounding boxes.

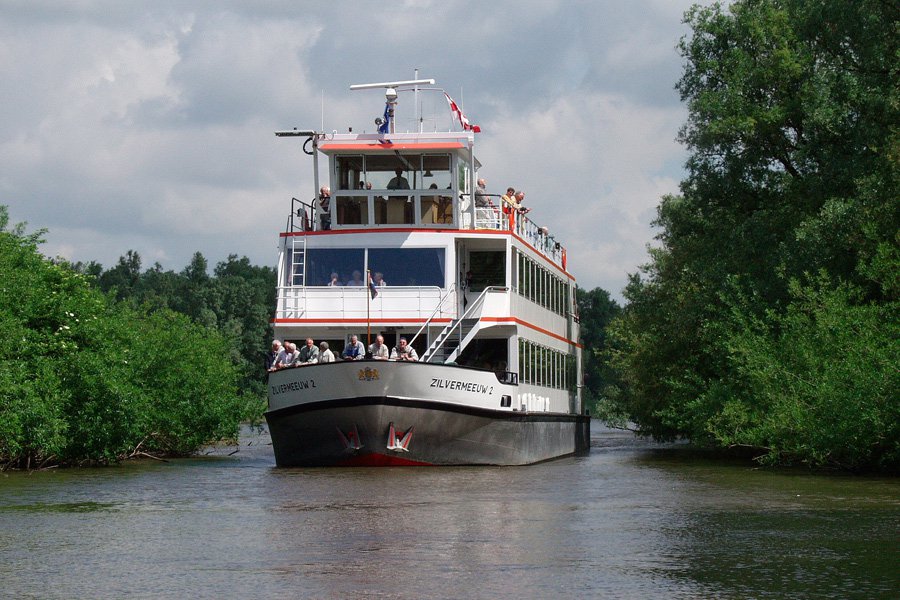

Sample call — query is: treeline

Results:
[596,0,898,471]
[74,250,276,397]
[575,287,621,416]
[0,208,261,469]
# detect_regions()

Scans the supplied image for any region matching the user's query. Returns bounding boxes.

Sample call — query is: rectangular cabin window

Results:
[421,155,452,190]
[468,251,505,292]
[366,155,409,190]
[524,258,530,300]
[526,341,533,385]
[518,338,525,382]
[368,248,445,287]
[530,260,537,303]
[304,248,365,287]
[420,191,454,225]
[336,155,365,190]
[335,196,368,226]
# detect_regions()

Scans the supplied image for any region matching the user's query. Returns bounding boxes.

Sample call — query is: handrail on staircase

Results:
[422,286,507,362]
[407,283,457,349]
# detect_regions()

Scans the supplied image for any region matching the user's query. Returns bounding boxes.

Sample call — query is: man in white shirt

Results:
[318,341,335,363]
[368,335,389,360]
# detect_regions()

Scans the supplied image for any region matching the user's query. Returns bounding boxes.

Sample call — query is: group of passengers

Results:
[327,270,386,287]
[475,179,530,215]
[266,334,418,371]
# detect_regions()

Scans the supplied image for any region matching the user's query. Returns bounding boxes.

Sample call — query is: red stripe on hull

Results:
[335,453,434,467]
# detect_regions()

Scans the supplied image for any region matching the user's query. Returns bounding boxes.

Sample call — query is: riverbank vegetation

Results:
[0,208,261,470]
[601,0,898,471]
[74,249,276,398]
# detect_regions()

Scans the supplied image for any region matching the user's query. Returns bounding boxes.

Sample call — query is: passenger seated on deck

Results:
[318,342,335,363]
[390,337,419,361]
[346,270,364,286]
[276,342,298,369]
[265,340,282,372]
[368,335,389,360]
[297,337,319,365]
[342,335,365,360]
[328,272,342,286]
[372,272,386,287]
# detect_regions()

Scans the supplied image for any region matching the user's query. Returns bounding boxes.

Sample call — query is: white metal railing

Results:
[407,283,458,348]
[274,285,454,321]
[474,205,504,230]
[512,214,563,264]
[470,201,563,264]
[423,286,507,362]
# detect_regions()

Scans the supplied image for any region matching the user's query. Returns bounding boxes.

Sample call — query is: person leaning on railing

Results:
[297,337,319,365]
[368,335,389,360]
[274,342,298,369]
[500,187,516,214]
[342,335,365,360]
[390,338,419,361]
[319,342,335,363]
[513,190,530,214]
[265,340,282,372]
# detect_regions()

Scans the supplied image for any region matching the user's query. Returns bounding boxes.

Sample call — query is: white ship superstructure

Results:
[266,78,588,466]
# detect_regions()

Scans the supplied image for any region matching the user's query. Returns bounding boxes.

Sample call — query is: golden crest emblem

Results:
[358,367,380,381]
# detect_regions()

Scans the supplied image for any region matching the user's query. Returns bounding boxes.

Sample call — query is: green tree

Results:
[0,207,253,468]
[85,249,276,400]
[575,286,622,418]
[609,0,899,469]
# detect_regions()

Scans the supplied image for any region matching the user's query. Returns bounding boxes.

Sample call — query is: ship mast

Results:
[349,77,435,134]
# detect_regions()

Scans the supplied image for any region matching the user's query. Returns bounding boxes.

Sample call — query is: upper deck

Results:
[280,130,567,270]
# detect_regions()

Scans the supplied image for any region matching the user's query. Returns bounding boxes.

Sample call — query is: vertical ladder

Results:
[291,236,306,286]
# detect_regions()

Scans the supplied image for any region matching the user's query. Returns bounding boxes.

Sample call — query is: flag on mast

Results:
[368,272,379,299]
[444,92,481,133]
[378,102,391,134]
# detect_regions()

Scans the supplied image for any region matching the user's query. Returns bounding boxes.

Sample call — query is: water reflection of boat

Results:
[265,76,589,466]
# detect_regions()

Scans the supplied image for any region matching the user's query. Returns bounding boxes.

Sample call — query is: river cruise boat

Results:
[266,77,589,466]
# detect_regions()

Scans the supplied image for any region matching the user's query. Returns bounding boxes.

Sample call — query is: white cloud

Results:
[1,0,704,301]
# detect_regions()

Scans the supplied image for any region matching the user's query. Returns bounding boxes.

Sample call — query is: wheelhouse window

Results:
[330,153,454,227]
[336,196,368,225]
[336,155,365,190]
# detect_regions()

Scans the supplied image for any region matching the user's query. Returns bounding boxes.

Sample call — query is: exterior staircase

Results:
[423,318,480,363]
[420,286,505,364]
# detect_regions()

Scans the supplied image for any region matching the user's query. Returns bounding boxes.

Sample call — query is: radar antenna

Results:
[350,77,436,134]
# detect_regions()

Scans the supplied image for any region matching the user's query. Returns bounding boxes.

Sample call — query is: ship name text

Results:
[430,378,493,394]
[270,379,317,395]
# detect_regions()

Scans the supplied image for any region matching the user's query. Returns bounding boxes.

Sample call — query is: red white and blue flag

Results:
[444,92,481,133]
[368,273,378,299]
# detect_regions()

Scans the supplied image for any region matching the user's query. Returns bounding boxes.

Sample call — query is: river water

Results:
[1,424,897,599]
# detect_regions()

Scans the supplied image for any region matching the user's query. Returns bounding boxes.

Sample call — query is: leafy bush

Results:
[711,277,900,470]
[0,207,255,468]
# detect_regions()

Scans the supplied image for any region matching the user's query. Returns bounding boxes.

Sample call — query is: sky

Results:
[1,0,705,300]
